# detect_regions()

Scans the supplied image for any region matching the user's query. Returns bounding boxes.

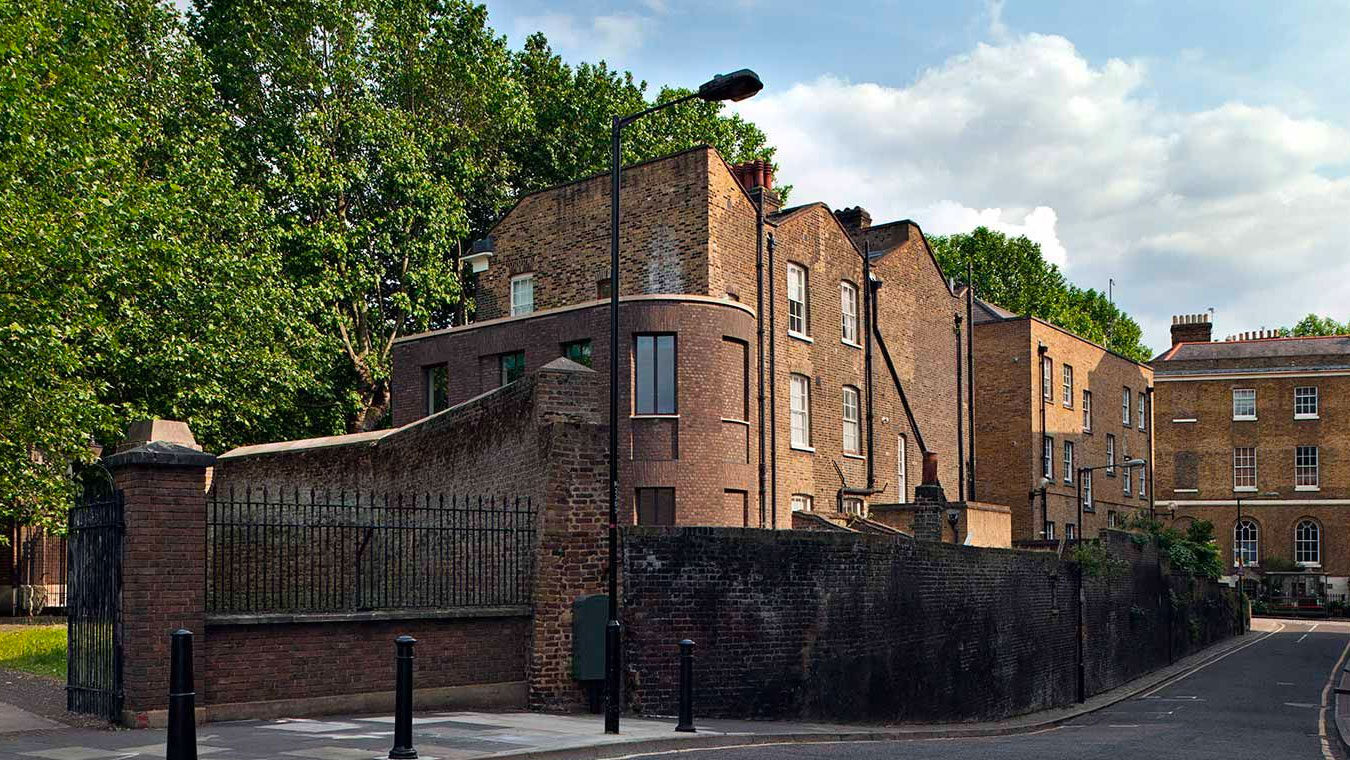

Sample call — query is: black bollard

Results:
[389,635,418,760]
[675,639,695,733]
[166,629,197,760]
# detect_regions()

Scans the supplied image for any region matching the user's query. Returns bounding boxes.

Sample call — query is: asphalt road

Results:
[627,620,1350,760]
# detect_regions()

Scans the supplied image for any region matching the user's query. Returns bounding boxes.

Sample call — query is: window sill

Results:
[1295,485,1321,492]
[788,331,814,344]
[1063,403,1073,410]
[1083,428,1093,435]
[843,452,866,461]
[1172,418,1198,424]
[1105,470,1116,477]
[1173,488,1199,494]
[1298,562,1323,569]
[720,417,750,426]
[1295,414,1320,421]
[1233,487,1258,493]
[1232,416,1257,422]
[790,444,816,453]
[841,339,863,350]
[632,414,680,420]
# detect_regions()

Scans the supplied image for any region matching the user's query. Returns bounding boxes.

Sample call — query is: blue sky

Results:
[483,0,1350,351]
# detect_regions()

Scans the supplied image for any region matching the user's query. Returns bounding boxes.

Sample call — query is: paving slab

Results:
[0,701,61,734]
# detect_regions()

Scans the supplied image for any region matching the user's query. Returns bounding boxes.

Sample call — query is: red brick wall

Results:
[205,616,529,705]
[392,298,759,528]
[112,464,209,722]
[974,318,1155,541]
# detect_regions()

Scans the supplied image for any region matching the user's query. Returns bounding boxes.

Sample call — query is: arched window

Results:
[1295,519,1321,566]
[1234,519,1259,568]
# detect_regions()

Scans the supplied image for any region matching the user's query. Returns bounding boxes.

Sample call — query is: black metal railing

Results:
[66,490,125,721]
[206,488,537,615]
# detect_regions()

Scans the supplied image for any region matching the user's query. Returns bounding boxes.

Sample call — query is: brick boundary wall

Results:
[621,526,1240,723]
[104,364,610,726]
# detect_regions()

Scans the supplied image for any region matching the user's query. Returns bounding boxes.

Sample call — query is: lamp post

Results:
[1031,476,1050,539]
[1233,491,1280,589]
[605,69,763,735]
[1073,456,1145,703]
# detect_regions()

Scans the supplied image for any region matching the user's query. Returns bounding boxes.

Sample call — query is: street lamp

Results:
[605,69,763,735]
[1031,476,1050,539]
[1072,456,1145,704]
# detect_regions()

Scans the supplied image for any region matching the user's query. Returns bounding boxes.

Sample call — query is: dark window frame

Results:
[634,333,678,415]
[636,487,675,525]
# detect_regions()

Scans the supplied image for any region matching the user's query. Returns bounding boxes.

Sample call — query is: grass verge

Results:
[0,624,65,680]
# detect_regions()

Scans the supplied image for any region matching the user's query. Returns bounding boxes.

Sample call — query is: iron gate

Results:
[65,489,124,721]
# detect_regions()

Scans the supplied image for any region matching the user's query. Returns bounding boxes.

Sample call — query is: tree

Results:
[0,0,338,527]
[929,227,1152,362]
[1285,314,1349,337]
[194,6,784,432]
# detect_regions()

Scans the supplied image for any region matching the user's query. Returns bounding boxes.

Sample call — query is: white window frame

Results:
[1295,386,1319,419]
[1232,388,1256,421]
[509,273,535,317]
[1083,390,1092,432]
[1042,356,1053,401]
[1082,470,1093,509]
[1138,392,1147,430]
[1234,519,1259,567]
[1063,365,1074,408]
[1063,440,1074,484]
[842,497,865,516]
[840,281,859,346]
[1045,521,1056,541]
[1233,447,1257,491]
[1296,445,1319,490]
[897,435,907,501]
[1043,436,1054,480]
[1066,523,1077,541]
[1139,465,1147,498]
[1295,519,1321,567]
[1122,387,1131,425]
[790,494,813,512]
[1106,434,1116,475]
[786,263,810,339]
[842,386,861,455]
[790,373,812,450]
[1124,442,1133,495]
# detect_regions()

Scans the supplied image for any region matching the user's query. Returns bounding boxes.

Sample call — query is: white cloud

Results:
[514,12,649,62]
[731,33,1350,350]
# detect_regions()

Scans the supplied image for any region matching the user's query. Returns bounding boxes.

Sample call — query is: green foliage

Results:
[929,227,1151,362]
[1,0,342,527]
[1071,541,1128,578]
[193,2,783,431]
[2,0,782,522]
[1124,514,1223,580]
[1283,314,1350,337]
[0,624,66,680]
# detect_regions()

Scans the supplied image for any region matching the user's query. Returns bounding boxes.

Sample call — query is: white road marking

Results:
[1137,623,1286,700]
[1279,682,1297,686]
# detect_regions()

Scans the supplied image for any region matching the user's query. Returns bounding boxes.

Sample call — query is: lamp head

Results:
[1036,476,1051,490]
[698,69,764,103]
[945,507,961,526]
[1125,458,1146,468]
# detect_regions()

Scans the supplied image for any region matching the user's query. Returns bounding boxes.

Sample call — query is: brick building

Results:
[1154,314,1350,600]
[971,300,1154,543]
[391,146,971,529]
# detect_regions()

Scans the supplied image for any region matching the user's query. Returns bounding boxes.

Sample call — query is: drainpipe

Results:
[1146,385,1155,521]
[955,313,965,503]
[966,261,976,501]
[768,232,778,528]
[755,193,766,528]
[863,241,876,490]
[1037,341,1049,538]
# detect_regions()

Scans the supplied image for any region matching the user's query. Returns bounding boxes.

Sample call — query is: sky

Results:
[481,0,1350,354]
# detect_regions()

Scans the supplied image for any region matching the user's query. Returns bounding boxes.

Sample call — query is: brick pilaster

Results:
[105,436,215,727]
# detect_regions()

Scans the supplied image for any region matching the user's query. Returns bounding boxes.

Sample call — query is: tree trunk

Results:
[351,380,391,433]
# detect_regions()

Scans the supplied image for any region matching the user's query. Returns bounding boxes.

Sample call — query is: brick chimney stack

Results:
[834,206,872,232]
[1170,313,1212,347]
[730,159,781,214]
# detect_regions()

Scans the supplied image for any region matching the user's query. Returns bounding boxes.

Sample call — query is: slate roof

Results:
[1159,335,1350,363]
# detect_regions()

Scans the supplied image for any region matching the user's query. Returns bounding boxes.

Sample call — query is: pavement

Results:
[0,620,1326,760]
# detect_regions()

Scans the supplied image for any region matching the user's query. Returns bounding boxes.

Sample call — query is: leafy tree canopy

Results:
[0,0,341,528]
[929,227,1152,362]
[1282,314,1350,337]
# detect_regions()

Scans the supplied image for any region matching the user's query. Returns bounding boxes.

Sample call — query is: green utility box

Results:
[571,594,608,681]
